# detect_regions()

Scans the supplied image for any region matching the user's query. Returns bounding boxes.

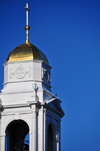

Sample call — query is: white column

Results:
[0,135,5,151]
[57,122,60,151]
[41,106,44,151]
[0,119,1,150]
[44,109,46,151]
[57,132,59,151]
[54,135,57,151]
[38,106,44,151]
[31,105,37,151]
[29,132,32,151]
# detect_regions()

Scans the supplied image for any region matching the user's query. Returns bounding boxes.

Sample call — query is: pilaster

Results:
[57,122,60,151]
[31,104,37,151]
[0,134,5,151]
[38,106,44,151]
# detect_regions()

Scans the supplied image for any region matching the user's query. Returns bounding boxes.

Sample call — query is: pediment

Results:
[45,98,64,117]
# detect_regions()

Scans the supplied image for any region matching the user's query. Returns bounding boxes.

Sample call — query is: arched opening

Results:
[47,124,54,151]
[5,120,29,151]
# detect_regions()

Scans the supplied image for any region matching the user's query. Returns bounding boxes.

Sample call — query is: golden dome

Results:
[6,43,49,65]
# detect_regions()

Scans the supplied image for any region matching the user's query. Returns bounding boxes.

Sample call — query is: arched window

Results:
[47,124,53,151]
[5,120,29,151]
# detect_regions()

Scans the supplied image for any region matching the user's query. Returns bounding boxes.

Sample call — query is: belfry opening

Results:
[5,120,29,151]
[47,124,54,151]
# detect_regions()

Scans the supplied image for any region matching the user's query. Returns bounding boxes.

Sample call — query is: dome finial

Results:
[25,3,30,44]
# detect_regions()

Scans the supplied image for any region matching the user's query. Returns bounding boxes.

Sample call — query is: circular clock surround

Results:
[44,70,50,83]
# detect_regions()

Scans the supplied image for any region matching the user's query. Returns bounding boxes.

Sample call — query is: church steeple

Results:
[0,3,64,151]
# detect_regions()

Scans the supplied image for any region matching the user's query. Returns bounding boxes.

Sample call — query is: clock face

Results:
[44,69,50,83]
[44,70,48,82]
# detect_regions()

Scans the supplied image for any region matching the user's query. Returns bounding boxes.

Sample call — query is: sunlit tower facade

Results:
[0,3,64,151]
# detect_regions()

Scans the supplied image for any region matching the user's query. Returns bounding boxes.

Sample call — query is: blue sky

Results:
[0,0,100,151]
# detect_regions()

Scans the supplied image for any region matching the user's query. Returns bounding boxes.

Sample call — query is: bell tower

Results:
[0,3,64,151]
